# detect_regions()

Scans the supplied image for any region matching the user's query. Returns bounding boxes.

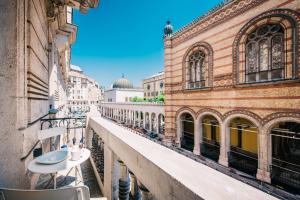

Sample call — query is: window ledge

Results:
[235,78,300,88]
[184,87,213,92]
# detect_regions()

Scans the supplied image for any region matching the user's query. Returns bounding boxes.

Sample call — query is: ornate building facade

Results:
[67,64,103,112]
[0,0,98,188]
[143,71,165,99]
[164,0,300,194]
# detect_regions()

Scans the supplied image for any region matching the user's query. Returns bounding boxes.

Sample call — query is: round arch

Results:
[182,41,214,89]
[232,9,300,84]
[263,116,300,192]
[175,108,196,150]
[223,111,262,176]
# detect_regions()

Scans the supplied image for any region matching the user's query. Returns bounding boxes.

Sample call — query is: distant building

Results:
[104,76,143,102]
[143,71,164,99]
[67,65,103,112]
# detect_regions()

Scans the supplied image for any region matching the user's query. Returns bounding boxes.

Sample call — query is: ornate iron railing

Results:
[40,116,86,146]
[20,116,86,161]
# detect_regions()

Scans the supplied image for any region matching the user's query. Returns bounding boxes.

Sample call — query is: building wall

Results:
[143,72,165,99]
[164,0,300,185]
[67,69,103,112]
[164,0,300,139]
[0,0,77,188]
[104,89,144,103]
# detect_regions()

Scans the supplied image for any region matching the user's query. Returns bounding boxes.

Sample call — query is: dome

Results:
[164,20,173,38]
[112,76,133,89]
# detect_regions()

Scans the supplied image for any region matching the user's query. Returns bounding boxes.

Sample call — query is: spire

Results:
[164,20,173,38]
[122,73,125,78]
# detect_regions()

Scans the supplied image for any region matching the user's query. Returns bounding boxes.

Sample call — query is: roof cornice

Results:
[171,0,266,47]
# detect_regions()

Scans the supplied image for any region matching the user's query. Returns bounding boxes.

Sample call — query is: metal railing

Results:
[200,138,220,162]
[229,147,258,176]
[40,116,86,146]
[271,158,300,194]
[20,116,86,161]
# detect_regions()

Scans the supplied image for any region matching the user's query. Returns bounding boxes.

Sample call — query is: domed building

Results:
[104,75,144,102]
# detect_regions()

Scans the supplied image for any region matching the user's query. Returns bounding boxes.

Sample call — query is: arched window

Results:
[187,50,206,89]
[245,24,284,83]
[184,42,213,90]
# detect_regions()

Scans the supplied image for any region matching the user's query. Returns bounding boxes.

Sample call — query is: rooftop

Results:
[70,64,83,72]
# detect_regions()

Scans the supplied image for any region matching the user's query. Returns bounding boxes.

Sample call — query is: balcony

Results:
[86,116,278,200]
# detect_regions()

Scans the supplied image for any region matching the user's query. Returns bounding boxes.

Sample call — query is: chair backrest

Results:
[0,186,90,200]
[38,126,67,141]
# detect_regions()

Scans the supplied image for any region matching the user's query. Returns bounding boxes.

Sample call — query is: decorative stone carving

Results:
[172,0,267,46]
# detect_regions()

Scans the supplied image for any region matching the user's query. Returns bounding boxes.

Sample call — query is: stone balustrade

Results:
[99,102,165,135]
[86,116,278,200]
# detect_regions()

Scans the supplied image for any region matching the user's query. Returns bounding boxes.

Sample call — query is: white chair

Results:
[0,186,90,200]
[38,126,67,153]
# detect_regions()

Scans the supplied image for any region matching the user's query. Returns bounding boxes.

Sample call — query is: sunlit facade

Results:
[164,0,300,195]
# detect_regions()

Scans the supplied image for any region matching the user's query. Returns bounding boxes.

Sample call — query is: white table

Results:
[28,148,90,189]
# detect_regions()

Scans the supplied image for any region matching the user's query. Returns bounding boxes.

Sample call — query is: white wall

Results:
[104,89,144,103]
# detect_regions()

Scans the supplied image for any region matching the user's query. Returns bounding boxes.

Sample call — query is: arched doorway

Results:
[270,121,300,194]
[158,114,165,134]
[201,115,220,162]
[180,113,194,152]
[229,117,258,176]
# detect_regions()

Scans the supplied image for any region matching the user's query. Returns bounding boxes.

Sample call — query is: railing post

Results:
[129,171,141,200]
[138,181,154,200]
[118,160,130,200]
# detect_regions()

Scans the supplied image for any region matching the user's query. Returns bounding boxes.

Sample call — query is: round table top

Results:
[28,148,90,174]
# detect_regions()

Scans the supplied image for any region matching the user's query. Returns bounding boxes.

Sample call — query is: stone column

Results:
[143,113,146,129]
[118,161,130,200]
[149,116,152,131]
[129,171,141,200]
[138,112,141,127]
[256,129,271,183]
[103,144,119,199]
[176,117,182,147]
[155,115,159,133]
[218,123,229,167]
[193,119,201,156]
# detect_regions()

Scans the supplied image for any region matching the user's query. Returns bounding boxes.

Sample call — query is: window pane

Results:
[246,42,257,73]
[195,61,200,82]
[200,58,205,81]
[272,35,284,70]
[272,69,283,79]
[189,62,195,82]
[248,73,256,82]
[259,71,268,81]
[259,39,269,71]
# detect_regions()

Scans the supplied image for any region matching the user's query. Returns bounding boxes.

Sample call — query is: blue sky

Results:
[71,0,223,88]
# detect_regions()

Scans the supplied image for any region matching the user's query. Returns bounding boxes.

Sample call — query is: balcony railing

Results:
[21,116,86,161]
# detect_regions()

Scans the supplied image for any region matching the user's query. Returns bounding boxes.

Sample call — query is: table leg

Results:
[54,173,57,189]
[75,166,78,186]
